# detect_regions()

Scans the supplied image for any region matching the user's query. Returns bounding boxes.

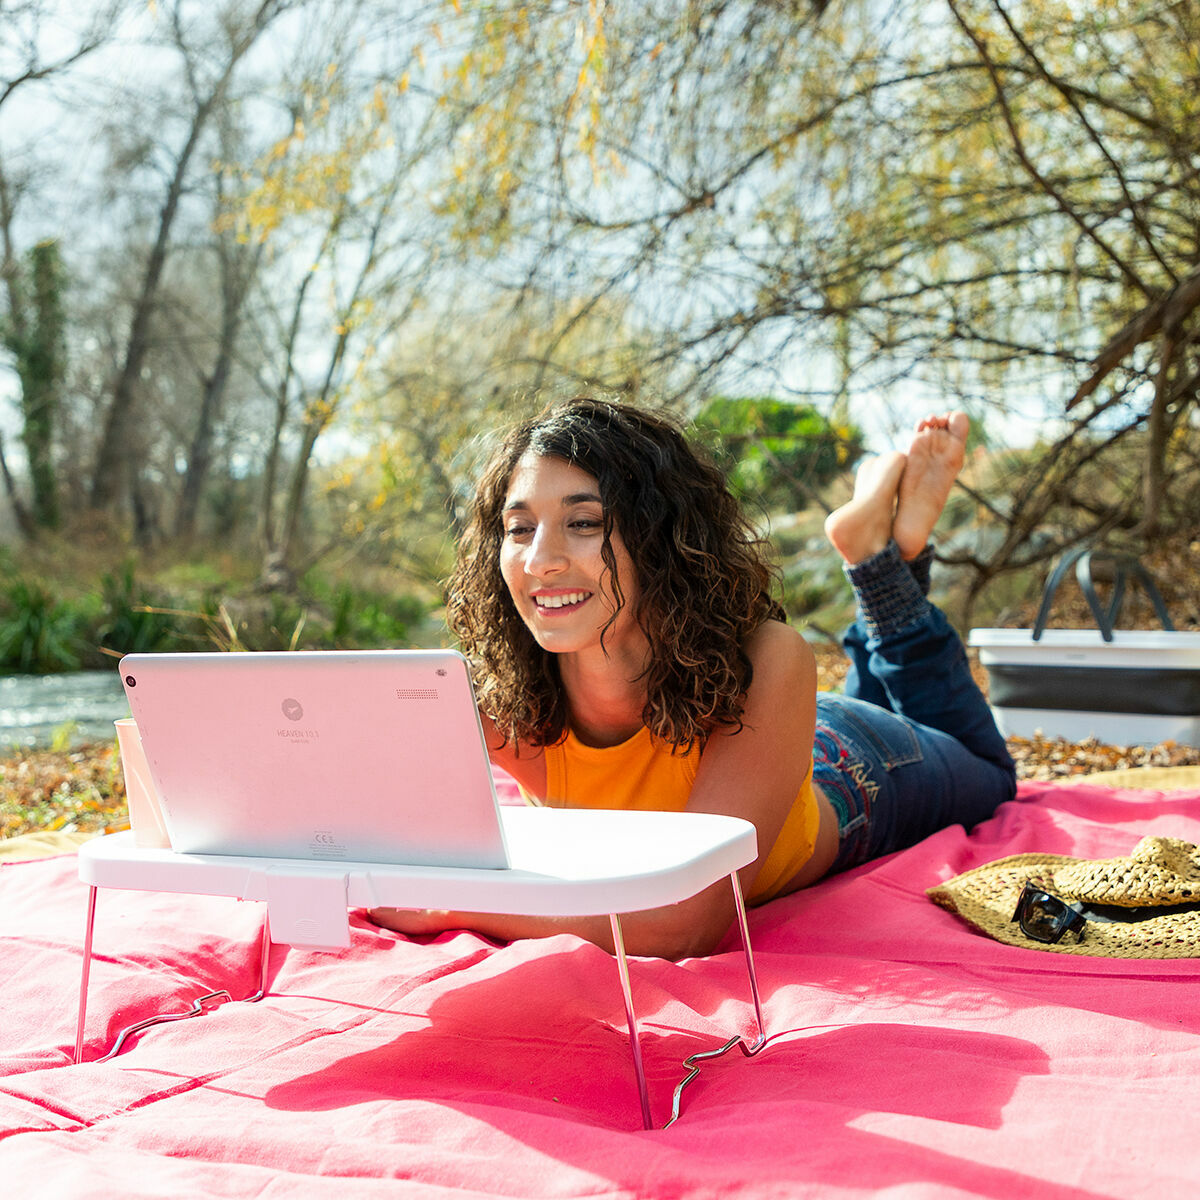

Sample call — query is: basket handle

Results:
[1032,548,1175,642]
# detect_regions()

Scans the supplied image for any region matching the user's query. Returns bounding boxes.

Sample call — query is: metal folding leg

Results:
[731,870,766,1044]
[72,886,98,1065]
[610,912,654,1129]
[73,889,273,1065]
[662,872,767,1127]
[612,871,767,1130]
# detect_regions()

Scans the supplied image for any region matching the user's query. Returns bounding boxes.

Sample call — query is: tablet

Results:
[118,649,508,868]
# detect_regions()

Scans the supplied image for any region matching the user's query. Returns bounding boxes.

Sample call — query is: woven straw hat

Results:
[927,837,1200,958]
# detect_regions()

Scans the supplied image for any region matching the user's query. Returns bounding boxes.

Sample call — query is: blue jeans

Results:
[813,545,1017,874]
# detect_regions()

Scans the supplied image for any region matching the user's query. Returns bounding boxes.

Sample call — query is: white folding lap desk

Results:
[75,805,764,1129]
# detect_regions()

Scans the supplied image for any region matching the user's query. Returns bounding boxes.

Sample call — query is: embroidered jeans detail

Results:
[814,699,924,872]
[812,726,874,872]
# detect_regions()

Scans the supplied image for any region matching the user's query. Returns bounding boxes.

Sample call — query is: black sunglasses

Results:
[1011,881,1087,944]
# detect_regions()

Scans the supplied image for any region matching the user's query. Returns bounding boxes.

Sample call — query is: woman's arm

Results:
[479,709,548,797]
[368,878,738,959]
[673,619,818,938]
[370,622,817,960]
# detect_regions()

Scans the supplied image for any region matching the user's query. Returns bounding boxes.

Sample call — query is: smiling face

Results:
[499,453,645,662]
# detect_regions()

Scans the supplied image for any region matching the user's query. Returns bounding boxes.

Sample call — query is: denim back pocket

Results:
[815,694,923,772]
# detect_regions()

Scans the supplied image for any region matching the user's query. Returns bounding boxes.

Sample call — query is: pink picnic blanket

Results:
[1,778,1197,1198]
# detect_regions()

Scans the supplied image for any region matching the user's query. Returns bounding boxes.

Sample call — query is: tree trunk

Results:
[174,351,231,540]
[259,188,392,586]
[1141,333,1175,539]
[0,432,34,539]
[89,0,288,515]
[274,329,350,573]
[89,88,222,513]
[258,204,342,560]
[175,236,257,539]
[21,240,64,530]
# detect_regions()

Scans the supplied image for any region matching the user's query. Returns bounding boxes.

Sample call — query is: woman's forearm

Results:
[367,876,741,961]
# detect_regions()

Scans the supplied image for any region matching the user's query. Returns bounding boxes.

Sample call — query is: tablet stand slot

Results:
[265,867,351,950]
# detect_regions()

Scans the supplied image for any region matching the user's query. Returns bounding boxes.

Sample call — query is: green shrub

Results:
[694,395,866,513]
[94,563,180,660]
[323,582,429,647]
[309,578,432,652]
[0,578,86,672]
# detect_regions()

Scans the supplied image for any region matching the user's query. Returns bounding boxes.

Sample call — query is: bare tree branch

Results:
[945,0,1154,301]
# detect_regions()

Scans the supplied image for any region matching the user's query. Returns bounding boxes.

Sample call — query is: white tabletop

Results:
[79,806,758,919]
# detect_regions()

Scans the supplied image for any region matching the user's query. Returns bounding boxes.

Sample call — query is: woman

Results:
[370,397,1016,959]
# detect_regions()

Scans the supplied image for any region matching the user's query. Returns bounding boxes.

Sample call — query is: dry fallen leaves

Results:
[1005,734,1200,780]
[0,743,130,839]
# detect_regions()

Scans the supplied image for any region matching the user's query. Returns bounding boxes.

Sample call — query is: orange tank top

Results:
[530,726,818,905]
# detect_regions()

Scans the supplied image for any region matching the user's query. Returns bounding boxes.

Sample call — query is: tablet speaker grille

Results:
[395,688,439,700]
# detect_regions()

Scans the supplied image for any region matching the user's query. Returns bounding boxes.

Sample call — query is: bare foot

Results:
[824,451,907,566]
[892,411,968,560]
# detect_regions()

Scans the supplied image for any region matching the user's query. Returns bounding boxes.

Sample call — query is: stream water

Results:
[0,670,130,750]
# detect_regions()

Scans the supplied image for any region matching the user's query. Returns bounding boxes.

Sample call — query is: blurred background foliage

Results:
[694,397,866,513]
[1,0,1198,672]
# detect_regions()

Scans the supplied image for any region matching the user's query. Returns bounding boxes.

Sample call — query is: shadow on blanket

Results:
[265,1007,1047,1132]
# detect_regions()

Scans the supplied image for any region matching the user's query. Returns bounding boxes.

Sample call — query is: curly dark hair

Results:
[446,396,786,753]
